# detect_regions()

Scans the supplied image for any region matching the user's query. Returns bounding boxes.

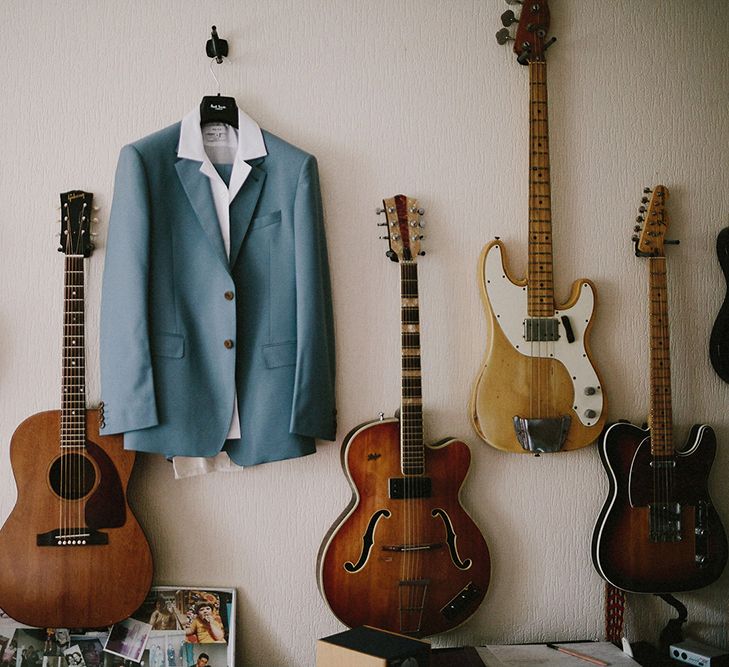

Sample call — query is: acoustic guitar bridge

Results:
[37,528,109,547]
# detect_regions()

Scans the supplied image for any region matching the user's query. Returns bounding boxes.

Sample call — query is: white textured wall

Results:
[1,1,728,664]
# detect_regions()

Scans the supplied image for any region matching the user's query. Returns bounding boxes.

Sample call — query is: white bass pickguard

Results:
[483,242,603,427]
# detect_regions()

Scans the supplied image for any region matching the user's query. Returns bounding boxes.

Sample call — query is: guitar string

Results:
[660,254,672,532]
[650,256,659,532]
[63,208,71,540]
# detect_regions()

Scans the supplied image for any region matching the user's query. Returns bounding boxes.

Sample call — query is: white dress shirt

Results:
[172,106,267,477]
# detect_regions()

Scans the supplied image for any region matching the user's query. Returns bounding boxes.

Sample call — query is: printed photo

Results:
[104,618,151,663]
[131,589,233,645]
[63,644,86,666]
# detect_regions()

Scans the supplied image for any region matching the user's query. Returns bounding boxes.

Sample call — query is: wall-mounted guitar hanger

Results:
[200,25,238,128]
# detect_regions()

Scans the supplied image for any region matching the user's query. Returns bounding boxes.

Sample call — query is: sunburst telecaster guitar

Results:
[470,0,606,453]
[317,196,491,637]
[591,185,727,593]
[0,191,153,627]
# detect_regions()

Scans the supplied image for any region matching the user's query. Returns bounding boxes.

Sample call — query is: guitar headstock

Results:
[59,191,95,257]
[376,195,424,262]
[633,185,676,257]
[496,0,556,65]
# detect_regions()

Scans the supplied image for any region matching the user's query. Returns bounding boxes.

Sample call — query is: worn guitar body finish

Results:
[592,421,727,593]
[0,409,153,627]
[317,418,490,637]
[709,227,729,382]
[470,240,606,453]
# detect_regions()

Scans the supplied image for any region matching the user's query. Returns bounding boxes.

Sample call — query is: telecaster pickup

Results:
[389,477,432,499]
[524,317,559,342]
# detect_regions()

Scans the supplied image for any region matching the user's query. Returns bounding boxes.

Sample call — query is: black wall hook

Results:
[206,25,229,63]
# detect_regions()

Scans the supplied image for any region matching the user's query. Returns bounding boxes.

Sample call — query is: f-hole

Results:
[432,508,471,570]
[48,452,96,500]
[344,509,391,573]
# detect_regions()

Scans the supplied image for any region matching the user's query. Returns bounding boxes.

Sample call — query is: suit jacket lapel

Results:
[229,161,266,268]
[175,158,229,269]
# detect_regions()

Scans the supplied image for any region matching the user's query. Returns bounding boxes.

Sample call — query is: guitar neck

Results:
[648,256,674,455]
[400,259,424,475]
[61,253,87,449]
[527,60,555,317]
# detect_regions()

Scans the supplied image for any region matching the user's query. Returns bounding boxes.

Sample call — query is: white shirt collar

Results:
[177,106,267,163]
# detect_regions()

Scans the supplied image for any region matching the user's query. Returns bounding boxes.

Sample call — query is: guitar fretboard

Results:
[400,260,424,475]
[527,60,555,317]
[61,254,87,449]
[648,256,673,456]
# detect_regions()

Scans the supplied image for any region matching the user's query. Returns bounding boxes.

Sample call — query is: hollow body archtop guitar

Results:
[471,0,606,453]
[591,186,727,593]
[0,191,153,627]
[317,196,491,637]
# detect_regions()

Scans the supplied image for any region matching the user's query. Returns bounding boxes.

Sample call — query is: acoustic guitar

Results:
[317,195,491,637]
[591,186,728,593]
[709,227,729,382]
[470,0,606,453]
[0,191,153,627]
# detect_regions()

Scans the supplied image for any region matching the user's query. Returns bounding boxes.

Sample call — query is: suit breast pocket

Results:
[250,210,282,231]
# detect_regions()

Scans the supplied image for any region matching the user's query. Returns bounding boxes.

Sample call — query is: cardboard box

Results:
[317,625,431,667]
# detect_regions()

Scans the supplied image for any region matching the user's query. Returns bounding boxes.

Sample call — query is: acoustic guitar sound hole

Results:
[48,452,96,500]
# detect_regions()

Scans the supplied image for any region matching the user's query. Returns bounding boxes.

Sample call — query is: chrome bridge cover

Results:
[513,415,571,453]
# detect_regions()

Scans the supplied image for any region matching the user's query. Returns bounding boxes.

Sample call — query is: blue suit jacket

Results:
[99,123,336,465]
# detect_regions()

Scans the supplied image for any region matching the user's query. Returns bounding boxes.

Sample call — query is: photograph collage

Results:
[0,588,235,667]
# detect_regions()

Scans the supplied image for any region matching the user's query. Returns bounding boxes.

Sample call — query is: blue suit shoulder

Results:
[262,130,316,167]
[125,122,181,157]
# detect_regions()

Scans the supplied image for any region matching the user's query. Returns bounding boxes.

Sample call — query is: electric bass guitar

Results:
[317,196,490,637]
[470,0,606,453]
[709,227,729,382]
[0,191,153,627]
[591,185,727,593]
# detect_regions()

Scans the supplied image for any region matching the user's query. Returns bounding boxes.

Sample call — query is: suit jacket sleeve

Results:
[99,144,159,435]
[290,155,336,440]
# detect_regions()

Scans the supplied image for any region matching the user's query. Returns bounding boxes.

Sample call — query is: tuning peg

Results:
[418,251,426,256]
[377,222,387,227]
[641,197,649,204]
[631,234,640,242]
[500,9,519,26]
[386,250,398,262]
[636,216,644,223]
[379,236,389,240]
[93,206,100,212]
[376,207,385,215]
[505,0,522,4]
[643,187,652,194]
[634,225,642,232]
[665,239,681,245]
[496,28,513,45]
[638,206,646,213]
[91,217,99,224]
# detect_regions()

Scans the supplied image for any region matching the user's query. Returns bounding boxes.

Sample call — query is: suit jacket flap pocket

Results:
[251,209,282,230]
[152,332,185,358]
[263,341,296,368]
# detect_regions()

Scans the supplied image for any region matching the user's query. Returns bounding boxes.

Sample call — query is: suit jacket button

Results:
[224,339,234,349]
[224,291,234,300]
